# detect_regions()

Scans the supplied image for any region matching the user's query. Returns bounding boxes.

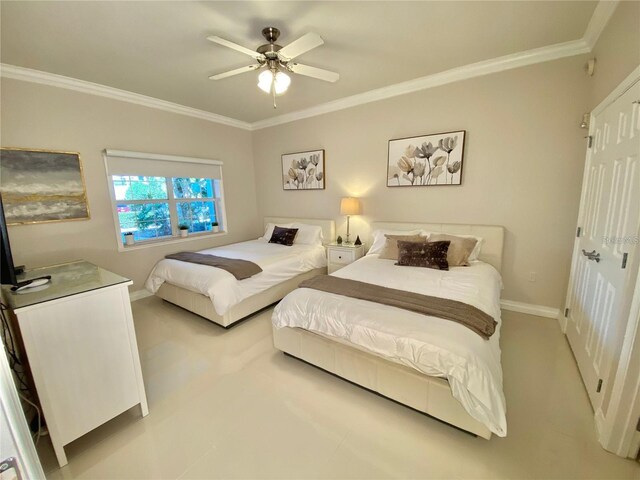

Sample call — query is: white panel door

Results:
[566,81,640,410]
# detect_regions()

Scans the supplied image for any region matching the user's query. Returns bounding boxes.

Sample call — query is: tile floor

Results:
[38,297,639,479]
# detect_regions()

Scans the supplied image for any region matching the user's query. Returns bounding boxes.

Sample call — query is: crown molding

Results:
[583,0,619,50]
[251,38,590,130]
[0,64,252,131]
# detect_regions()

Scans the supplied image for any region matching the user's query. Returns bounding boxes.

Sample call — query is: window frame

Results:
[104,150,227,252]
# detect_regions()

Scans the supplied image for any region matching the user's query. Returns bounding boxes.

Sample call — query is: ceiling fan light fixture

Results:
[257,70,273,93]
[257,69,291,95]
[274,71,291,94]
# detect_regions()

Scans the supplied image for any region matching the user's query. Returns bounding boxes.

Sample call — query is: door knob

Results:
[582,249,601,262]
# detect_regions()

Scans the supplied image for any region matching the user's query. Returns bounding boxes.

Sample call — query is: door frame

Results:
[563,64,640,457]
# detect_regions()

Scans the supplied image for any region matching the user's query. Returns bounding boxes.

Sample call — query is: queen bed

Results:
[271,222,505,439]
[145,217,335,328]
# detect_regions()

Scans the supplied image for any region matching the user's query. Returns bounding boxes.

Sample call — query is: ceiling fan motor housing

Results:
[257,27,283,59]
[262,27,280,43]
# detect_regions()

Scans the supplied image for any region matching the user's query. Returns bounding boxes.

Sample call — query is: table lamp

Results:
[340,197,361,244]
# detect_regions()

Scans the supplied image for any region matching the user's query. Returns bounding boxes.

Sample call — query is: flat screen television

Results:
[0,192,18,286]
[0,193,50,290]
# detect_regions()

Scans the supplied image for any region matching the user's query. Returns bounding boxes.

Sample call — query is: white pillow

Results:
[260,223,294,242]
[367,229,425,255]
[468,237,484,261]
[292,223,323,245]
[423,232,484,261]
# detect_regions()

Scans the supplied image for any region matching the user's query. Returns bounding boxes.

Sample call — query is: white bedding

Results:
[272,254,507,436]
[145,240,326,315]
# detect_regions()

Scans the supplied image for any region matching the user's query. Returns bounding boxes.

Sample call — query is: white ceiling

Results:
[1,1,597,123]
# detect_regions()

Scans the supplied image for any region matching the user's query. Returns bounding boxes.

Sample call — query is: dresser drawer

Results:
[329,249,353,264]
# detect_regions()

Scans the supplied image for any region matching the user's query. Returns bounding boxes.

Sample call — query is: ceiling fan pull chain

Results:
[272,84,277,109]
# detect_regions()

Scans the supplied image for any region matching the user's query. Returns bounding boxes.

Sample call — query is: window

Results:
[104,150,226,249]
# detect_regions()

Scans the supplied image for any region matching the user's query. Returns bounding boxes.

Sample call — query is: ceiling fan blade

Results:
[207,35,264,61]
[289,63,339,83]
[278,32,324,61]
[209,65,262,80]
[209,65,260,80]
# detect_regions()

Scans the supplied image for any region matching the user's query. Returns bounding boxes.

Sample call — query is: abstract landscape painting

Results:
[0,148,90,224]
[282,149,325,190]
[387,131,466,187]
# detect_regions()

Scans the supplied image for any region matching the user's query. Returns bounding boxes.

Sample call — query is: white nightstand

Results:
[327,243,365,274]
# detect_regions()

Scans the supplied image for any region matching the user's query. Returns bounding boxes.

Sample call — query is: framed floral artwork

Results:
[387,131,465,187]
[282,149,325,190]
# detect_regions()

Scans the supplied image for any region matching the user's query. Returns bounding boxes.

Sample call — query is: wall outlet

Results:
[528,272,537,282]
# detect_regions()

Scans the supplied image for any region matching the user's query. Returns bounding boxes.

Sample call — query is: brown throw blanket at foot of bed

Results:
[165,252,263,280]
[298,275,496,339]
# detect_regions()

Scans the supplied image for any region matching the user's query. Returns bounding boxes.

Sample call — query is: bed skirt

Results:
[272,325,492,439]
[156,267,326,328]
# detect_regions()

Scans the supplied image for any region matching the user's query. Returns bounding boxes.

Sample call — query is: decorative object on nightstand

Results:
[354,235,362,246]
[327,243,365,274]
[123,232,134,245]
[178,224,189,237]
[340,197,361,244]
[336,235,342,245]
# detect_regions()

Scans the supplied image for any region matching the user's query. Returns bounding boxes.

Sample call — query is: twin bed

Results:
[145,218,506,439]
[146,217,334,327]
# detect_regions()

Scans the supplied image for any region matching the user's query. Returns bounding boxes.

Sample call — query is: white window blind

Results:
[104,150,223,178]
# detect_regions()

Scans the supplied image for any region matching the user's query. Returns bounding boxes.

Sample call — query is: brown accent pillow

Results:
[268,226,299,246]
[379,234,427,260]
[428,234,478,266]
[396,240,450,271]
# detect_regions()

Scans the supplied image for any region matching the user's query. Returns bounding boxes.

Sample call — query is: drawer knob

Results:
[338,255,342,259]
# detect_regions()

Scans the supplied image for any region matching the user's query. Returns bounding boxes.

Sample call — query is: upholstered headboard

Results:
[370,222,504,272]
[263,217,336,246]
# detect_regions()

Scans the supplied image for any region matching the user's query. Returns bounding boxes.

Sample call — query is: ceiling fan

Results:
[207,27,339,108]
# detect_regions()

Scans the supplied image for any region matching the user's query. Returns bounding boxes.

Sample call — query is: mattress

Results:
[145,239,326,315]
[272,254,507,436]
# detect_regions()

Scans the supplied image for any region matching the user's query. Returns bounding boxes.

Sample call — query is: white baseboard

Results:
[130,289,153,302]
[594,408,606,438]
[500,299,560,319]
[557,312,568,333]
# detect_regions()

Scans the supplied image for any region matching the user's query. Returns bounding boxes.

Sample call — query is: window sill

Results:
[118,231,228,252]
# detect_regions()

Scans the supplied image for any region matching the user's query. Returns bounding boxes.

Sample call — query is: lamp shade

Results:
[340,197,361,216]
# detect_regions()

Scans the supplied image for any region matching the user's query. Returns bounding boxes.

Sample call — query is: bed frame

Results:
[156,217,335,328]
[273,222,504,439]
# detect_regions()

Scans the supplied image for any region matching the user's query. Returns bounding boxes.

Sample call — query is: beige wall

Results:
[6,26,632,307]
[252,56,590,308]
[0,79,258,290]
[589,1,640,109]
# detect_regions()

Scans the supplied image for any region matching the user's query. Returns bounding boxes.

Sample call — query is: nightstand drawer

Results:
[329,249,353,264]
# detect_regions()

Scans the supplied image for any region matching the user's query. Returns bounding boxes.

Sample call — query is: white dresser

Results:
[1,261,148,467]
